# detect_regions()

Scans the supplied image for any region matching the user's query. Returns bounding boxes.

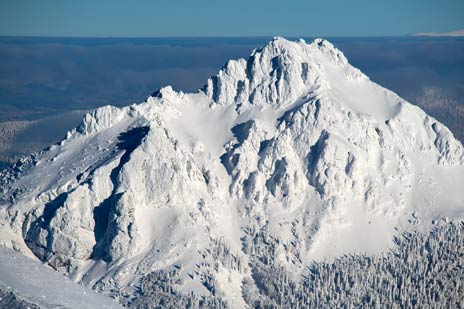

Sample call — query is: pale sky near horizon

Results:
[0,0,463,37]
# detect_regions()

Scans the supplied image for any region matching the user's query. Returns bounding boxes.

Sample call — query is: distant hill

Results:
[412,29,464,37]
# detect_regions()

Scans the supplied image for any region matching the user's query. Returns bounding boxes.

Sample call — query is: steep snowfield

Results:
[0,37,463,305]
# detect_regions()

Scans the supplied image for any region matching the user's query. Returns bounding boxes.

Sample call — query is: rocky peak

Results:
[203,37,354,112]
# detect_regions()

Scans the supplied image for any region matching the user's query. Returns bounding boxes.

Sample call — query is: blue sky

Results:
[0,0,463,37]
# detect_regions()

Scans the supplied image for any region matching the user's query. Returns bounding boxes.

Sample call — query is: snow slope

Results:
[0,37,463,306]
[0,247,122,308]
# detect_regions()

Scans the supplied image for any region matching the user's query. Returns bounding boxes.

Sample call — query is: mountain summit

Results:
[1,37,463,306]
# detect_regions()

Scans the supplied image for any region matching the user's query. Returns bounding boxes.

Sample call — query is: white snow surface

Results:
[0,37,463,305]
[0,247,122,308]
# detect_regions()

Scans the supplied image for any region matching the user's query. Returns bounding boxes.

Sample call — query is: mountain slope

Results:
[0,37,463,306]
[0,247,122,308]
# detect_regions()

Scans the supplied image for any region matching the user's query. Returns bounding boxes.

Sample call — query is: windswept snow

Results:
[0,37,463,306]
[0,248,122,308]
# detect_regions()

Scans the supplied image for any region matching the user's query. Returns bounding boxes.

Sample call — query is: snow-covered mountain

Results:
[0,37,463,306]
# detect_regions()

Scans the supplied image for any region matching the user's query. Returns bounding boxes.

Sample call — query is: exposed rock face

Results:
[0,37,463,305]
